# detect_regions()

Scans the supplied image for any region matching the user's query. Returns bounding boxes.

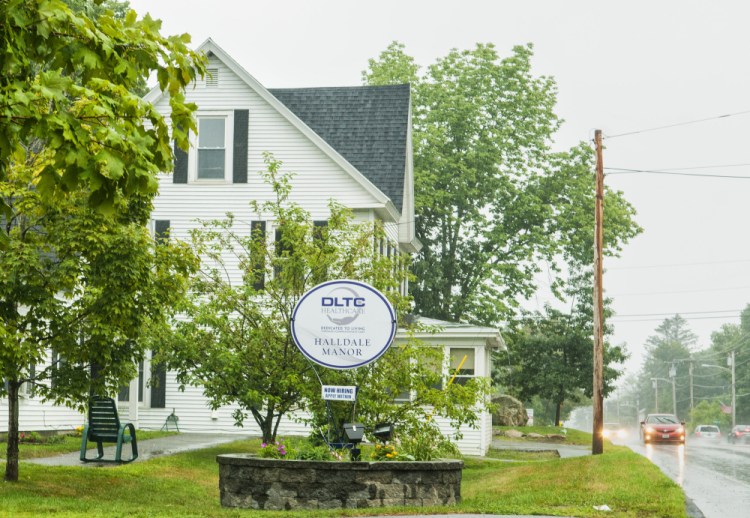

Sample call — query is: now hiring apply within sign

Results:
[291,279,397,370]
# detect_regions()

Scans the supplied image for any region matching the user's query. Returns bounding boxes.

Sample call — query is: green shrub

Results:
[290,442,344,461]
[396,420,461,460]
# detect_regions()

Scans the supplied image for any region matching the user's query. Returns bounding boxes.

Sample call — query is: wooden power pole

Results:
[592,129,605,455]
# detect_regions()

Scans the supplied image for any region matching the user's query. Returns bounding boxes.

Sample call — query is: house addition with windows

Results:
[0,39,505,456]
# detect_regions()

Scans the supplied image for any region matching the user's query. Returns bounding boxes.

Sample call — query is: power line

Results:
[610,314,740,323]
[611,285,750,297]
[606,167,750,180]
[603,110,750,139]
[608,258,750,271]
[612,162,750,173]
[613,309,740,318]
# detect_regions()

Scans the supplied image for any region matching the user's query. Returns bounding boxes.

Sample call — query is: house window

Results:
[197,117,227,179]
[173,110,247,184]
[117,360,144,403]
[449,347,476,386]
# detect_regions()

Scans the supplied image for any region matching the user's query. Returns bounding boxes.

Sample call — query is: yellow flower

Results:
[375,444,381,449]
[386,453,393,458]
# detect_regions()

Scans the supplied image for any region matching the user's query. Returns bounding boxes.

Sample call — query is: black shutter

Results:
[173,139,188,183]
[155,220,170,244]
[233,109,249,183]
[89,362,102,397]
[150,363,167,408]
[50,352,57,390]
[27,363,36,397]
[312,220,328,284]
[313,220,328,237]
[251,221,266,290]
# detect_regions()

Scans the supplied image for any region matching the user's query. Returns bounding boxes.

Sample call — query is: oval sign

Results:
[291,280,397,370]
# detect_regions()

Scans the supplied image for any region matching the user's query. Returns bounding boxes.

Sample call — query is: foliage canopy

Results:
[157,155,491,444]
[364,41,642,326]
[0,0,205,232]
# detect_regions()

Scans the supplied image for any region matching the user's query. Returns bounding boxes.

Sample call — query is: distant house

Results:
[0,39,504,455]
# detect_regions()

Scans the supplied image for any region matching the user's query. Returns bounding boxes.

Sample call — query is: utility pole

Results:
[652,378,659,413]
[592,129,605,455]
[730,350,736,429]
[689,361,694,411]
[669,364,677,416]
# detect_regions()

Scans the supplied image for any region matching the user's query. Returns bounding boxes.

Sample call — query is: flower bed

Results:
[217,454,463,510]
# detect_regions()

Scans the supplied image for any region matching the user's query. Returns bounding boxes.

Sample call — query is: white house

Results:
[1,39,504,456]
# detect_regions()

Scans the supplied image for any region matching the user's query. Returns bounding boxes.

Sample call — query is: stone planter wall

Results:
[217,454,463,510]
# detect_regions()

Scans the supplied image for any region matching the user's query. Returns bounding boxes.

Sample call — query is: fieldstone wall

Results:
[217,454,462,510]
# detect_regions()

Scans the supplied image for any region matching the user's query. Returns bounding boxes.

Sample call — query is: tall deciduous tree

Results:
[364,42,641,326]
[0,152,198,481]
[157,155,491,444]
[0,0,205,235]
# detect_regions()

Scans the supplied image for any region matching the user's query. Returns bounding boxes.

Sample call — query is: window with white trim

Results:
[189,112,234,182]
[198,118,226,179]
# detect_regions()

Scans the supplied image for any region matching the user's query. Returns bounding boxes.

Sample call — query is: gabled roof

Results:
[269,85,409,213]
[143,38,406,221]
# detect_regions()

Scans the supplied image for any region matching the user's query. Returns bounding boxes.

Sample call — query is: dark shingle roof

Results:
[269,84,410,213]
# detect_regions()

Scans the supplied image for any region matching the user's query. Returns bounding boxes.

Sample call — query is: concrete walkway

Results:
[27,432,254,467]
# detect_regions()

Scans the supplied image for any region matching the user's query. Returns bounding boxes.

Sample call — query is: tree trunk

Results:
[5,381,20,482]
[252,406,276,444]
[554,400,563,427]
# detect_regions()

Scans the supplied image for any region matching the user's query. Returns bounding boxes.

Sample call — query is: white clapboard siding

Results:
[0,398,84,433]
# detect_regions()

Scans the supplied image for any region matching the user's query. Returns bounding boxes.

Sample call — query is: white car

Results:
[693,424,721,440]
[602,422,627,440]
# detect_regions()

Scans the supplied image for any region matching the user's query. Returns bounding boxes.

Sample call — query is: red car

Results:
[727,425,750,444]
[640,414,686,444]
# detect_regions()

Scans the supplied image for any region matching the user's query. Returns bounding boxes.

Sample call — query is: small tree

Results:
[503,269,626,426]
[0,152,198,482]
[158,154,492,443]
[689,401,730,432]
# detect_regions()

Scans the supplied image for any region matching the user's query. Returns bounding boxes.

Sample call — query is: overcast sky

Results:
[127,0,750,378]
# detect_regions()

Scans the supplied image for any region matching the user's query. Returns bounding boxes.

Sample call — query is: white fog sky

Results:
[127,0,750,377]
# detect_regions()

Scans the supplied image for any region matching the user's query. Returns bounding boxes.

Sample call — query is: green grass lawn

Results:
[0,435,687,517]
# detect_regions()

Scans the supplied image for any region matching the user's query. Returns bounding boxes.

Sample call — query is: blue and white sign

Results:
[291,280,397,369]
[322,385,358,401]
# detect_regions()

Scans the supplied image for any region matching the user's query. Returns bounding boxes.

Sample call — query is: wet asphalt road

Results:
[621,433,750,518]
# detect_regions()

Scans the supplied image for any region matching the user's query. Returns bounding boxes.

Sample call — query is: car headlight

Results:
[676,426,684,434]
